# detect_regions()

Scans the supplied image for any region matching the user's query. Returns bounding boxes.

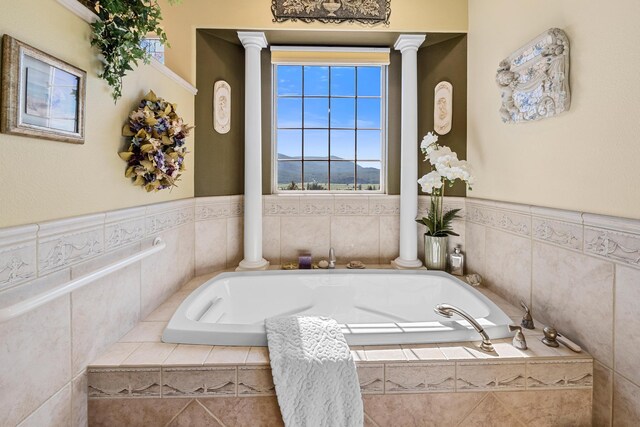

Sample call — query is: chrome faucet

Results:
[434,303,495,353]
[328,247,336,269]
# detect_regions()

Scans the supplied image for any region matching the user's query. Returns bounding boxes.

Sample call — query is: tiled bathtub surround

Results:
[465,197,640,426]
[194,195,465,274]
[87,272,593,426]
[0,199,196,426]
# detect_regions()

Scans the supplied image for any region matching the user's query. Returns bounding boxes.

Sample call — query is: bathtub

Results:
[162,270,513,346]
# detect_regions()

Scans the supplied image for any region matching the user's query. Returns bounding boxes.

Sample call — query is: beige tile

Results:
[162,367,236,397]
[465,222,486,275]
[141,225,195,319]
[226,216,243,268]
[280,216,331,262]
[331,216,380,264]
[299,196,334,216]
[334,196,369,215]
[401,344,447,361]
[526,359,593,389]
[0,294,71,427]
[457,361,526,391]
[350,346,367,362]
[167,400,223,427]
[89,342,141,367]
[484,227,532,307]
[364,345,406,361]
[532,241,614,365]
[199,396,284,426]
[164,344,213,366]
[205,346,251,365]
[613,373,640,426]
[145,292,187,322]
[460,393,524,426]
[237,367,276,396]
[615,264,640,386]
[379,215,400,263]
[70,246,141,375]
[593,361,613,427]
[181,272,218,291]
[121,342,176,366]
[496,389,593,426]
[385,362,455,393]
[71,372,88,427]
[119,321,166,343]
[88,398,187,426]
[195,219,227,275]
[437,342,477,360]
[88,368,161,398]
[357,364,384,394]
[363,392,485,426]
[246,346,270,365]
[17,384,71,427]
[262,216,281,265]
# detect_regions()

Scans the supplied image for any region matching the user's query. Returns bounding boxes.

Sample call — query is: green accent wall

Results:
[194,30,245,196]
[195,31,467,198]
[418,35,468,197]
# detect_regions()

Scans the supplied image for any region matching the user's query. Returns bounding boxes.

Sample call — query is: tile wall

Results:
[465,198,640,426]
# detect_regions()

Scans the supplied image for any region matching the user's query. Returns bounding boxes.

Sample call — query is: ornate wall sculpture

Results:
[214,81,231,134]
[434,81,453,135]
[271,0,391,25]
[496,28,570,123]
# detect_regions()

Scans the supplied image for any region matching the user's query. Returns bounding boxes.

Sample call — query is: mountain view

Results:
[277,154,380,190]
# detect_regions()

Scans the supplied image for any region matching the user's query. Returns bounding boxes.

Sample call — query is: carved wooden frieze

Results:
[271,0,391,25]
[496,28,570,123]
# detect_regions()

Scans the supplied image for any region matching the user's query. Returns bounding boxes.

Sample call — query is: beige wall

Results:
[0,0,195,228]
[159,0,468,84]
[467,0,640,219]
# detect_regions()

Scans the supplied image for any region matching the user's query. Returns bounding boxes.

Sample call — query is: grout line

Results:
[456,392,490,426]
[163,399,193,427]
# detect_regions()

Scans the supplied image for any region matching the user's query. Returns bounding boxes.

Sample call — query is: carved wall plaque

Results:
[271,0,391,25]
[496,28,570,123]
[434,81,453,135]
[213,80,231,134]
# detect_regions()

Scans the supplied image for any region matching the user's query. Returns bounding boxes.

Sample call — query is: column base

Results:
[392,257,424,270]
[236,258,270,271]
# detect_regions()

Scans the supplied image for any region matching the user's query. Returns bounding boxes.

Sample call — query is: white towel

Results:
[265,316,364,427]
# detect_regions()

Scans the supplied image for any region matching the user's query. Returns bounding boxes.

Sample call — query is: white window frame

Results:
[271,59,389,194]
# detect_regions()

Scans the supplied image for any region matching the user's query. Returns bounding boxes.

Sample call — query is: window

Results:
[140,38,165,63]
[274,64,386,192]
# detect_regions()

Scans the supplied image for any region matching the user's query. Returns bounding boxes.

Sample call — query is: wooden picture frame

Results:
[1,35,86,144]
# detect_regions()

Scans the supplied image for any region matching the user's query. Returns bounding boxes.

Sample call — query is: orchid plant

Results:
[416,132,474,237]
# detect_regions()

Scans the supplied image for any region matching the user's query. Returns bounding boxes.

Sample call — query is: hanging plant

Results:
[119,91,193,192]
[89,0,180,101]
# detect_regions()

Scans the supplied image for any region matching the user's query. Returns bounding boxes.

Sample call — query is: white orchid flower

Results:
[420,132,439,154]
[417,171,444,194]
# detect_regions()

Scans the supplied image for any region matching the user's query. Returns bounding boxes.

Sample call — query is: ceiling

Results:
[200,29,464,49]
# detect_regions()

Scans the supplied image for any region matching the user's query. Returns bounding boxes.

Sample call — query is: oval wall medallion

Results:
[213,80,231,134]
[434,81,453,135]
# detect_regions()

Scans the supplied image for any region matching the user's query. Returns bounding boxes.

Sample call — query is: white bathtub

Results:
[162,270,513,346]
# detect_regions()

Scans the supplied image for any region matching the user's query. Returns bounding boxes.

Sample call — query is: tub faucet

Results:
[328,248,336,269]
[434,303,495,353]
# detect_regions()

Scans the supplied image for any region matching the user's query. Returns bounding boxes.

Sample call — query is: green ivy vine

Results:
[89,0,181,102]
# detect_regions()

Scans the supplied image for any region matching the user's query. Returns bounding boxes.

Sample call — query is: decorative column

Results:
[393,34,426,269]
[237,32,269,271]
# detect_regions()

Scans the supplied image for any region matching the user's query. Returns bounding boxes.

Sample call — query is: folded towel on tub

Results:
[265,316,363,427]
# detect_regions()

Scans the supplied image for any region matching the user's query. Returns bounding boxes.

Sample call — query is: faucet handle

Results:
[508,324,527,350]
[519,300,535,330]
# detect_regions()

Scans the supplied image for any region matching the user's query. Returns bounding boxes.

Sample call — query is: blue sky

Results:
[276,65,382,163]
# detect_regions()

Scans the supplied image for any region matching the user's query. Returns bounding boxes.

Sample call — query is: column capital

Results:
[394,34,426,53]
[238,32,268,50]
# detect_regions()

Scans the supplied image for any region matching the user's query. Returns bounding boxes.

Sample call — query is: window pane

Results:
[331,67,355,96]
[330,161,355,191]
[356,161,381,190]
[330,98,355,128]
[357,98,381,129]
[304,130,328,159]
[277,66,302,96]
[304,98,329,128]
[277,130,302,159]
[357,67,381,97]
[304,161,328,190]
[330,130,355,160]
[278,161,302,191]
[304,66,329,96]
[357,130,381,160]
[277,98,302,128]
